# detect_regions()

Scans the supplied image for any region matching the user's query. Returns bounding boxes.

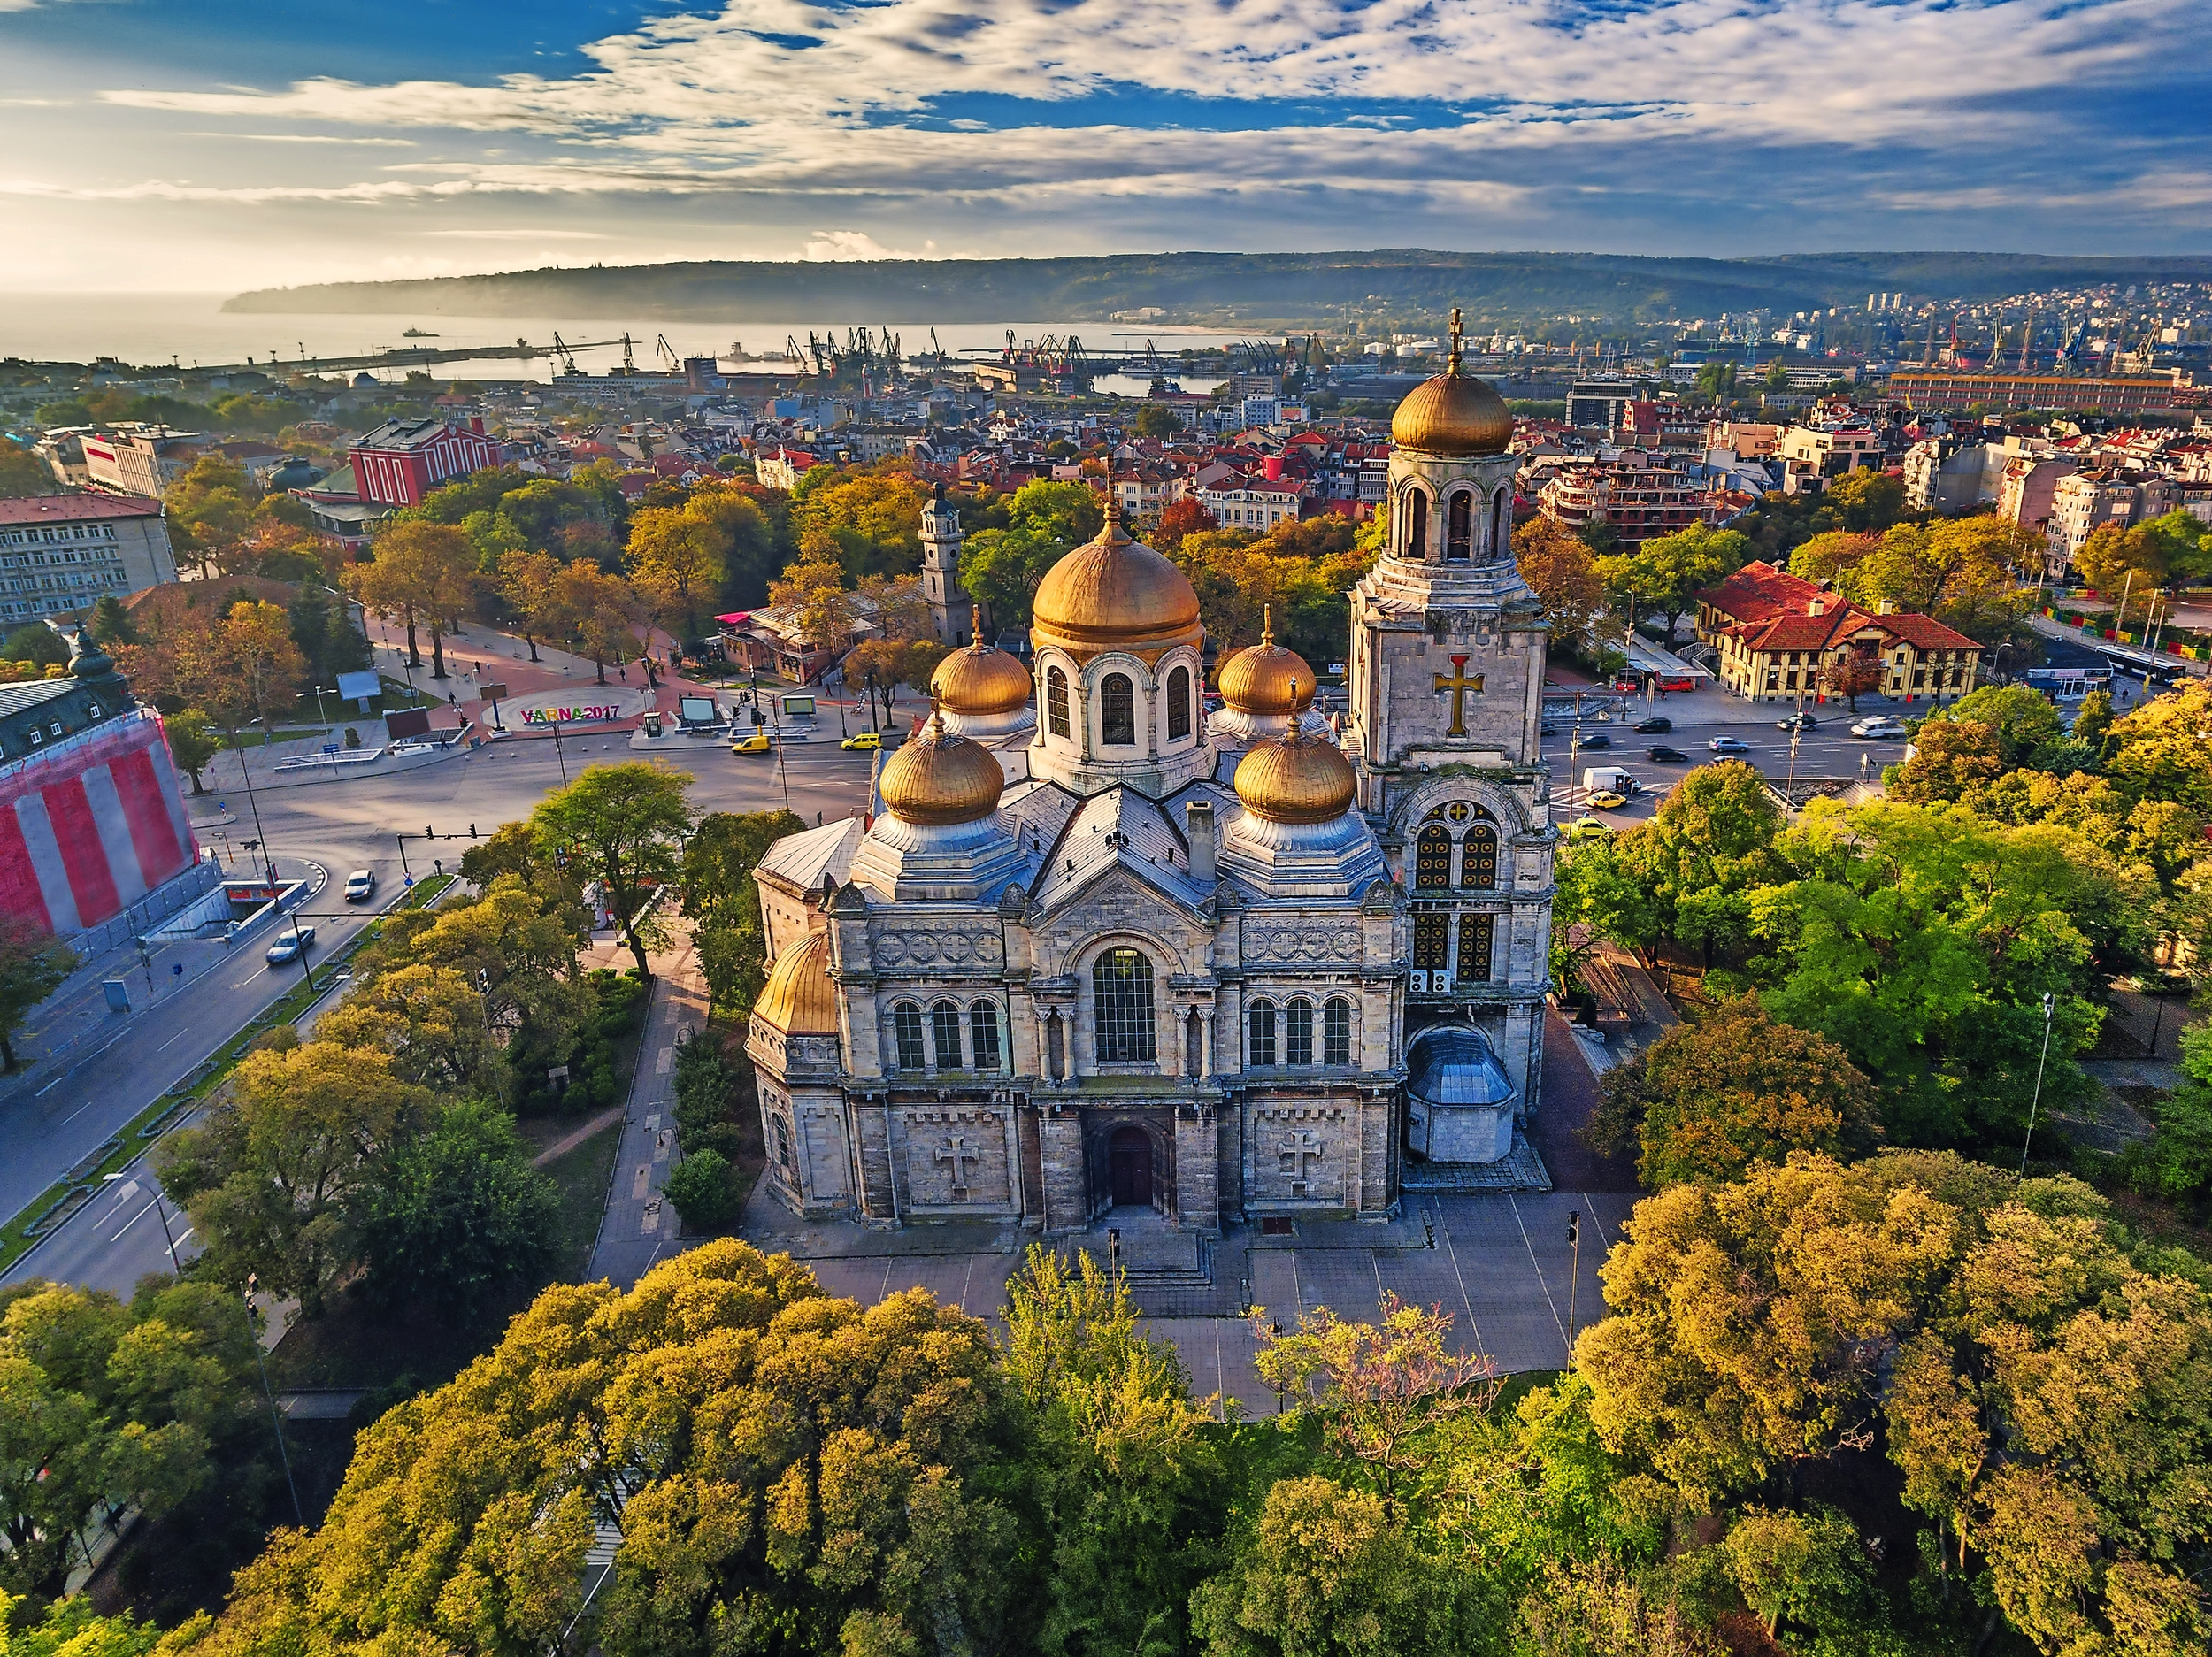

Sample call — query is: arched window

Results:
[1249,999,1277,1067]
[1458,914,1494,983]
[931,1000,964,1070]
[1046,666,1070,737]
[1412,914,1448,972]
[970,1001,1002,1071]
[1093,947,1156,1062]
[1167,665,1192,740]
[1414,825,1452,889]
[1460,820,1499,888]
[1446,490,1473,560]
[1408,489,1430,559]
[1324,998,1353,1066]
[892,1001,926,1070]
[1490,488,1509,559]
[1286,999,1314,1066]
[1101,673,1136,747]
[1186,1009,1203,1077]
[772,1115,794,1169]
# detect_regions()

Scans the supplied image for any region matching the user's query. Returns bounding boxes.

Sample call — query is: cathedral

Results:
[747,324,1556,1231]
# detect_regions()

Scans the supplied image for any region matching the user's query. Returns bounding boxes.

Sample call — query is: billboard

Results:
[386,709,433,740]
[679,696,719,725]
[336,670,382,702]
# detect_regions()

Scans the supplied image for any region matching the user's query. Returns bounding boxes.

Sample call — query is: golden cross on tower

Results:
[1432,653,1484,737]
[1448,305,1463,375]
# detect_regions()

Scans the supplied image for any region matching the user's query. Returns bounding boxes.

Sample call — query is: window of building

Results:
[1249,999,1277,1066]
[970,1001,1002,1071]
[772,1116,793,1169]
[1414,825,1452,889]
[1046,666,1070,737]
[1093,947,1156,1062]
[1412,912,1448,970]
[931,1001,964,1070]
[1286,999,1314,1066]
[1446,490,1473,560]
[1409,489,1429,558]
[1490,489,1508,557]
[1166,665,1191,740]
[1324,997,1352,1066]
[1458,914,1494,982]
[893,1001,926,1070]
[1460,819,1498,888]
[1100,672,1136,747]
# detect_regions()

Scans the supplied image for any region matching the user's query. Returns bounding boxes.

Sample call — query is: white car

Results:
[343,870,377,902]
[265,925,318,965]
[1850,717,1908,739]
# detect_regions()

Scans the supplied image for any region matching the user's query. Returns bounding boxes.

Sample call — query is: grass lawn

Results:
[542,1110,626,1280]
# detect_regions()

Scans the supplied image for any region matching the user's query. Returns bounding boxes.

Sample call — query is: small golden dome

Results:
[754,929,839,1035]
[1389,306,1511,456]
[1031,501,1201,654]
[931,608,1032,715]
[879,710,1005,825]
[1217,608,1314,717]
[1234,727,1358,825]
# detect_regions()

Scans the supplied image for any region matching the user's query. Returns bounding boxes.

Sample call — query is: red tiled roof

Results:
[0,494,162,523]
[1875,610,1978,650]
[1701,559,1819,624]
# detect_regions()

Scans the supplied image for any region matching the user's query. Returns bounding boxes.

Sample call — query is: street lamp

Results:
[2020,991,2057,1173]
[103,1170,181,1273]
[243,1273,304,1526]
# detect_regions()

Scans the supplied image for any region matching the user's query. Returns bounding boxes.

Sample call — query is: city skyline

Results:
[2,0,2208,294]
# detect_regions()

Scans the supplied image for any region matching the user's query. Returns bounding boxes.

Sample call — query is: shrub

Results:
[663,1149,740,1232]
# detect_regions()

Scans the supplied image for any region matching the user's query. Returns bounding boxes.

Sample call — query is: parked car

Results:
[1709,735,1751,754]
[342,869,376,903]
[265,925,317,965]
[1646,746,1689,763]
[1850,717,1909,739]
[1633,716,1672,733]
[1776,712,1821,731]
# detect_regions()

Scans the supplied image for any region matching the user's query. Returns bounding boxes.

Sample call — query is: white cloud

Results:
[180,132,417,147]
[801,230,938,260]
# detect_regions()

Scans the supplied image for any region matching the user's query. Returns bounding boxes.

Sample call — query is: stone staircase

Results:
[1057,1211,1215,1293]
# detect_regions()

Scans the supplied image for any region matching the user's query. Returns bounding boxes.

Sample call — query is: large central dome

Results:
[1030,502,1201,659]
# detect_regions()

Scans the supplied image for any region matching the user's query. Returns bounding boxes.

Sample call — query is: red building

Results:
[349,416,503,508]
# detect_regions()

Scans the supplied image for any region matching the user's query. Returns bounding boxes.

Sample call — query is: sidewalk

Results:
[584,930,710,1288]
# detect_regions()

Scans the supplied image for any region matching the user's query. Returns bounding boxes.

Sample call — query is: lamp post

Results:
[244,1274,304,1527]
[1566,1210,1581,1361]
[103,1170,181,1273]
[2020,991,2057,1173]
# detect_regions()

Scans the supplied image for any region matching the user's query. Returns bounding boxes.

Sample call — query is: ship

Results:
[401,328,439,338]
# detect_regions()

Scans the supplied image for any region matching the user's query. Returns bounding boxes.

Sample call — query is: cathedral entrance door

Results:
[1108,1125,1153,1208]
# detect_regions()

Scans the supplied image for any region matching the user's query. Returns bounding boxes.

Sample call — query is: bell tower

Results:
[920,482,973,645]
[1345,307,1554,1162]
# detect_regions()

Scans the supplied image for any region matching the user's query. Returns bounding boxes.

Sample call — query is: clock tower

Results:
[1346,309,1555,1167]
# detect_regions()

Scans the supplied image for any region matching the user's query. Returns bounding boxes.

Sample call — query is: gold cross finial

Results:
[969,603,984,647]
[1261,604,1274,646]
[1448,306,1463,375]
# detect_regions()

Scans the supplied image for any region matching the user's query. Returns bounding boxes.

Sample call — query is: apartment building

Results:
[1888,370,2193,418]
[1537,453,1714,546]
[1197,477,1302,530]
[81,426,204,498]
[2047,469,2182,565]
[0,495,179,625]
[1778,425,1886,482]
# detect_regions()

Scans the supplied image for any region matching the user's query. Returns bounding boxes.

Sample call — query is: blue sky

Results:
[2,0,2208,293]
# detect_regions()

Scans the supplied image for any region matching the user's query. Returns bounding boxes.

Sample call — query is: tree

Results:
[550,559,641,684]
[88,594,138,646]
[215,600,306,747]
[344,520,476,677]
[0,1591,172,1656]
[1884,717,2005,804]
[357,1098,560,1323]
[0,446,55,500]
[164,457,259,579]
[495,547,564,663]
[0,918,76,1071]
[681,809,802,1015]
[1787,529,1880,586]
[531,762,695,979]
[1188,1476,1464,1657]
[4,624,70,670]
[1816,651,1882,710]
[1824,468,1906,534]
[1151,497,1217,552]
[1594,524,1747,641]
[0,1278,257,1599]
[1610,760,1784,964]
[153,1041,434,1314]
[766,550,856,667]
[661,1147,741,1232]
[192,1244,1027,1657]
[626,502,726,642]
[313,963,501,1093]
[162,707,219,794]
[1591,998,1878,1186]
[1515,518,1606,655]
[1719,1507,1870,1642]
[1132,403,1183,439]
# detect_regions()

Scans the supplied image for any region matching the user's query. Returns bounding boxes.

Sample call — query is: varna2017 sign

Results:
[520,704,623,725]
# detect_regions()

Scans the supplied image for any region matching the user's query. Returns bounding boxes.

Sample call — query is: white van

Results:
[1580,766,1640,795]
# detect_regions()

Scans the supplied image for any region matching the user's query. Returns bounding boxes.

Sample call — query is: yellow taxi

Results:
[1585,790,1629,810]
[841,731,882,751]
[1565,816,1615,840]
[730,728,772,755]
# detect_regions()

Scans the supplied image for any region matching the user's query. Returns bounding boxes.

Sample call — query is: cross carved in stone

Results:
[1279,1130,1325,1183]
[1432,654,1485,738]
[934,1135,980,1193]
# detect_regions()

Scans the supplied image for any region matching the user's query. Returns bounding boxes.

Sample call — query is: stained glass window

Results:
[1457,914,1494,983]
[1047,666,1070,737]
[893,1002,926,1070]
[1413,913,1448,970]
[1101,673,1136,747]
[1093,948,1156,1062]
[1286,999,1314,1066]
[1324,998,1352,1066]
[1460,822,1498,888]
[1414,825,1452,890]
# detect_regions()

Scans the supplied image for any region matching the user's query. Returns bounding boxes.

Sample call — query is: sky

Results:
[1,0,2208,295]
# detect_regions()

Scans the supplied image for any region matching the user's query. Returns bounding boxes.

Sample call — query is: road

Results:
[4,708,882,1293]
[1540,705,1910,824]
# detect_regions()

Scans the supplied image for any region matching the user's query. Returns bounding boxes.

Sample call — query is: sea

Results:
[0,291,1235,395]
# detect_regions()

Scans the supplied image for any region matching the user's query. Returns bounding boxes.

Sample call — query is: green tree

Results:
[2125,1018,2212,1207]
[531,762,695,979]
[1612,760,1784,966]
[0,918,76,1072]
[1591,998,1879,1186]
[4,625,69,670]
[358,1098,560,1323]
[0,446,55,499]
[162,707,219,794]
[680,809,801,1015]
[1133,403,1183,439]
[1824,469,1906,534]
[661,1147,741,1232]
[153,1041,435,1314]
[1595,524,1749,641]
[88,594,138,646]
[1515,518,1606,656]
[0,1591,174,1656]
[1719,1506,1870,1642]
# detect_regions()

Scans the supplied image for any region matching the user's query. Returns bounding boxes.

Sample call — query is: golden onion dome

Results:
[1389,307,1511,456]
[1233,726,1358,825]
[1217,607,1314,716]
[930,608,1033,715]
[754,928,839,1035]
[1031,500,1201,653]
[879,710,1005,826]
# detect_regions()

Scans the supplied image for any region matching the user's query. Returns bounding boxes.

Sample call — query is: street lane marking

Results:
[157,1027,192,1053]
[111,1200,156,1243]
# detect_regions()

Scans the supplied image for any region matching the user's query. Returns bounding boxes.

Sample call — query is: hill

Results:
[223,249,2212,328]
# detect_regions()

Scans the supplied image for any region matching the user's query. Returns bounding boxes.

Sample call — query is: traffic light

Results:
[469,824,478,838]
[426,825,434,840]
[1567,1211,1580,1247]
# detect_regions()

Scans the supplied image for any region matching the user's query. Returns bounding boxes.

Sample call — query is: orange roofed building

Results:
[1694,560,1983,704]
